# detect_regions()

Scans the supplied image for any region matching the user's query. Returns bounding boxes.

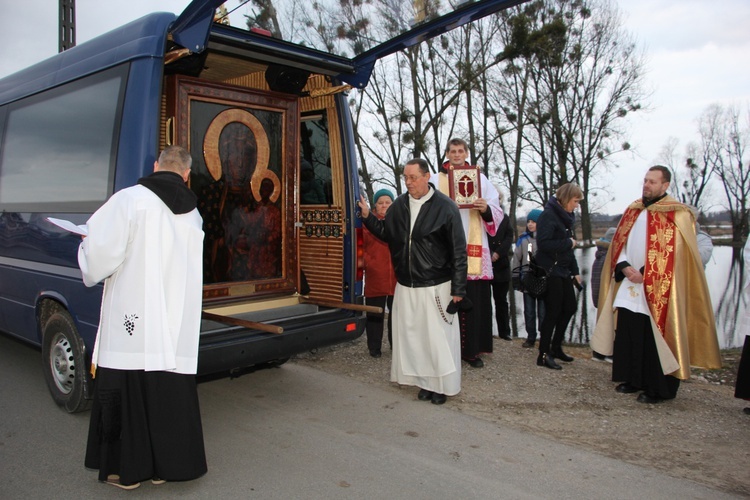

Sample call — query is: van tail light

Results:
[356,227,364,282]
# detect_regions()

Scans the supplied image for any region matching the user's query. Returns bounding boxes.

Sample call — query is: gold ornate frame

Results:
[167,76,299,302]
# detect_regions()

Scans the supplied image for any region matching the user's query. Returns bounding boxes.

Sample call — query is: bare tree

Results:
[351,57,412,200]
[660,136,714,212]
[511,0,646,240]
[487,4,569,235]
[708,103,750,244]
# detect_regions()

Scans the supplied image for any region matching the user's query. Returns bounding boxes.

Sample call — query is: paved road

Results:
[0,333,740,499]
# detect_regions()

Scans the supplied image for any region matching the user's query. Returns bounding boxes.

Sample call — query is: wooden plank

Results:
[202,311,283,334]
[299,297,382,314]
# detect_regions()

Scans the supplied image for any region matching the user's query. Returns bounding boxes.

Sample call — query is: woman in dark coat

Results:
[534,183,583,370]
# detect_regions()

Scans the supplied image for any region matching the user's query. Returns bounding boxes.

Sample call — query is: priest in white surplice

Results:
[359,158,467,405]
[79,146,207,488]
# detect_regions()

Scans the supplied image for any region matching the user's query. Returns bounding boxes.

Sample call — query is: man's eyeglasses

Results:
[402,174,425,182]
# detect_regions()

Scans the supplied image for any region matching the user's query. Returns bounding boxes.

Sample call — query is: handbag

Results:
[521,260,549,298]
[516,252,556,298]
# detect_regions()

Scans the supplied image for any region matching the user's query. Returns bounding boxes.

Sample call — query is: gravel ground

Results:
[292,336,749,496]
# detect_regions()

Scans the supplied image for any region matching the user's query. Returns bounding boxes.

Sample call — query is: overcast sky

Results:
[611,0,750,213]
[1,0,748,214]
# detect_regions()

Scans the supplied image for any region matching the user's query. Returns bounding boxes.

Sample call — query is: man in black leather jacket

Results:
[359,158,467,405]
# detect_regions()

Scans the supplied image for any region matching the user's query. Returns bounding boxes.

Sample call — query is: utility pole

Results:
[59,0,76,52]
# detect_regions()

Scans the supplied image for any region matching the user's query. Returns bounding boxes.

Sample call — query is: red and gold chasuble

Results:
[593,195,722,378]
[610,202,679,337]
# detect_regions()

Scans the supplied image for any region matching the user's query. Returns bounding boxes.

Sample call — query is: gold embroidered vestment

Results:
[593,196,721,379]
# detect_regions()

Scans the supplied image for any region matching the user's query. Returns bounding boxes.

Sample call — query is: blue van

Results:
[0,0,525,412]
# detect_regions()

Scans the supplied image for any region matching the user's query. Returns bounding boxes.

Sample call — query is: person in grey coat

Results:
[511,208,545,347]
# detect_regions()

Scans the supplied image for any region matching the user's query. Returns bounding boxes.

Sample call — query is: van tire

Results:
[41,311,90,413]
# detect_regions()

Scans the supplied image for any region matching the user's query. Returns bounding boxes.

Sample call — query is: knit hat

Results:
[599,227,616,243]
[373,188,394,204]
[527,208,543,222]
[596,227,616,249]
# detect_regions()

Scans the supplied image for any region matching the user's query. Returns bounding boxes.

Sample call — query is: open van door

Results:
[170,0,225,53]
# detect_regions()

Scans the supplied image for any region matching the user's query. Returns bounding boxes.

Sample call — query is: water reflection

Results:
[713,246,747,349]
[505,246,746,349]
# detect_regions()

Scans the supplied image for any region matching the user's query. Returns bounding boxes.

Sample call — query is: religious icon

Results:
[448,165,482,208]
[168,75,298,300]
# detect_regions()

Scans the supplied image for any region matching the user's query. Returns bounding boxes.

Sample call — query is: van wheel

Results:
[42,311,90,413]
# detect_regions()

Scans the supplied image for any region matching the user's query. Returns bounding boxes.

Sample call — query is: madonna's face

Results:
[220,123,257,186]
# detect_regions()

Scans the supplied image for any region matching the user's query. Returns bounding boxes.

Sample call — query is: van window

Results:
[300,112,332,205]
[0,65,127,212]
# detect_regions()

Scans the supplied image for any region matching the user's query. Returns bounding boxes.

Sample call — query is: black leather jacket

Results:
[363,187,467,297]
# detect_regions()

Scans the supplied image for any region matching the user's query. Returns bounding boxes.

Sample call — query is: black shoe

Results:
[431,393,447,405]
[522,339,535,348]
[536,353,561,370]
[418,389,433,401]
[551,349,573,362]
[369,349,382,358]
[464,357,484,368]
[592,351,613,363]
[637,392,665,404]
[615,383,639,394]
[499,334,512,341]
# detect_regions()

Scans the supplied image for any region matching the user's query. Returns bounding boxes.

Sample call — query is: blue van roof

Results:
[0,12,175,105]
